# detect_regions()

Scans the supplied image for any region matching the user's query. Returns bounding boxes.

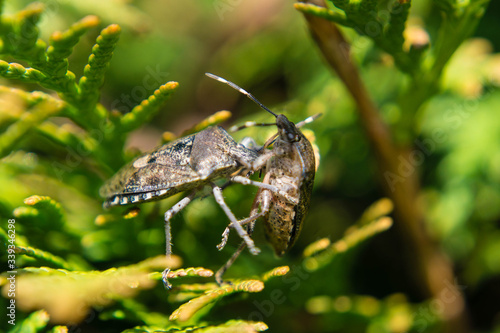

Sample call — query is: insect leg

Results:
[199,167,247,200]
[215,190,271,285]
[215,242,247,285]
[250,150,273,170]
[231,175,299,205]
[211,184,260,255]
[217,189,271,251]
[162,190,197,289]
[217,227,231,251]
[217,210,264,251]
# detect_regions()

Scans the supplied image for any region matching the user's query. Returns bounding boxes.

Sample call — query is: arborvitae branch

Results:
[294,3,350,26]
[47,15,100,72]
[303,217,393,271]
[262,265,290,282]
[0,88,64,158]
[181,110,232,136]
[9,310,50,332]
[169,279,264,322]
[14,245,75,270]
[0,3,44,60]
[78,23,120,117]
[9,255,181,324]
[119,81,179,132]
[20,195,65,227]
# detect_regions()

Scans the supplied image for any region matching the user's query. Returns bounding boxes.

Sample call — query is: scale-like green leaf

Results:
[7,310,49,333]
[303,217,393,271]
[0,92,63,158]
[169,280,265,322]
[3,255,180,324]
[261,266,290,282]
[181,110,233,136]
[78,23,120,115]
[122,320,267,333]
[47,15,100,72]
[119,81,179,132]
[294,3,349,26]
[0,3,44,61]
[14,245,75,270]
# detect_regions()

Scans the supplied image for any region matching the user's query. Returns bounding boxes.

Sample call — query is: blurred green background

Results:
[1,0,500,332]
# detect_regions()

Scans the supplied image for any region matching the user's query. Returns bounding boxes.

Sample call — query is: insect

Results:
[206,74,318,285]
[100,75,297,288]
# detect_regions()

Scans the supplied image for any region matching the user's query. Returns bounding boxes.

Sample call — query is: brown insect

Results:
[100,73,301,288]
[206,74,319,284]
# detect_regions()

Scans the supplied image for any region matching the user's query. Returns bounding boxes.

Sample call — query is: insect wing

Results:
[189,126,258,178]
[100,134,202,206]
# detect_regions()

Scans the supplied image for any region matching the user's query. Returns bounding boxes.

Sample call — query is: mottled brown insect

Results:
[259,114,316,256]
[100,113,297,288]
[100,125,263,267]
[206,74,318,284]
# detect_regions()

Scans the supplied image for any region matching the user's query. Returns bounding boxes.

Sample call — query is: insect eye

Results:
[287,133,295,141]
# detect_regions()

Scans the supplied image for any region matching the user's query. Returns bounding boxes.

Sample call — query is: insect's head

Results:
[276,114,300,143]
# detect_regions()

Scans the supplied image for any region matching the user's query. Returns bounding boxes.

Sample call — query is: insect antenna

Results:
[205,73,278,118]
[229,121,275,133]
[296,113,322,128]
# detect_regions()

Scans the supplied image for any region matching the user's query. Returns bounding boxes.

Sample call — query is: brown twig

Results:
[296,1,469,332]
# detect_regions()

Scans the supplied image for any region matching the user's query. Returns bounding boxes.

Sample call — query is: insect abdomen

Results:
[263,132,315,256]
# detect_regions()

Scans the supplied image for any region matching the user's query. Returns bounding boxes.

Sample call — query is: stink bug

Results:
[100,78,297,288]
[205,74,319,284]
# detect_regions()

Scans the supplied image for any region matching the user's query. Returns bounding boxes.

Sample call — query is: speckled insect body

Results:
[102,73,318,287]
[259,114,316,256]
[101,123,286,287]
[101,126,257,208]
[207,74,318,284]
[214,114,318,285]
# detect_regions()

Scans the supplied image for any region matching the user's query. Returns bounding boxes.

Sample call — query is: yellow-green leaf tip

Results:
[80,15,100,27]
[160,81,179,91]
[262,266,290,282]
[24,195,50,205]
[102,24,121,36]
